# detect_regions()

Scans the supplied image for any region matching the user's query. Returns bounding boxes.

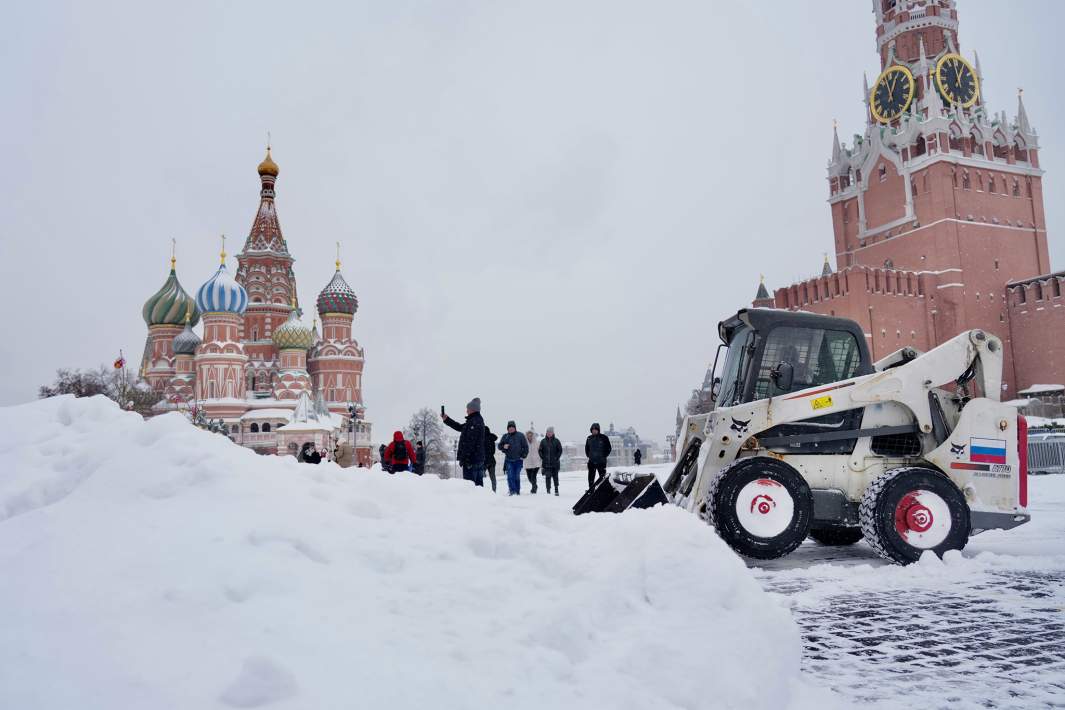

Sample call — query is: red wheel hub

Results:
[895,493,933,534]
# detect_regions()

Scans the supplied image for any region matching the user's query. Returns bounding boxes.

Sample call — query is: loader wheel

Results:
[708,458,812,560]
[859,467,970,565]
[809,526,864,546]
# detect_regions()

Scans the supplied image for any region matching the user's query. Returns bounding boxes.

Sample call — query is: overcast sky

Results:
[1,0,1063,445]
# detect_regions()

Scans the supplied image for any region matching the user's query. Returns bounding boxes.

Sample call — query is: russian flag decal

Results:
[970,437,1007,464]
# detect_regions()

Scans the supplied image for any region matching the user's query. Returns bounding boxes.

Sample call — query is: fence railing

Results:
[1029,438,1065,475]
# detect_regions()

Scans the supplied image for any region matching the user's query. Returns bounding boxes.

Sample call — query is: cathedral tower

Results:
[236,147,298,397]
[308,253,365,412]
[194,244,249,418]
[141,252,199,392]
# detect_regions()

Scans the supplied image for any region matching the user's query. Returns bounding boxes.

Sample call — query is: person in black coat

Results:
[539,426,563,496]
[415,441,426,475]
[585,423,612,490]
[484,427,499,492]
[442,398,487,486]
[299,442,323,464]
[634,448,642,466]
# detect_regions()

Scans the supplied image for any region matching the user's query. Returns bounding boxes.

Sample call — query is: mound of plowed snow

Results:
[0,396,828,709]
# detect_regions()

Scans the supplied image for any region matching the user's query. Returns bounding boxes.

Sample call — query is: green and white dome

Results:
[143,265,200,327]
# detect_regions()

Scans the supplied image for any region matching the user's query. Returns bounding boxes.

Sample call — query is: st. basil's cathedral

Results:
[139,148,373,465]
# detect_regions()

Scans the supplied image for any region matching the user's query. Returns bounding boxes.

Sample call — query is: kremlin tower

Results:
[753,0,1062,395]
[140,147,372,464]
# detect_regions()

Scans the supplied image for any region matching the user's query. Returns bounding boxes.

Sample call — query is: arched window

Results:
[262,422,272,433]
[250,423,259,433]
[988,175,996,193]
[913,136,927,157]
[962,171,971,190]
[878,164,888,182]
[1012,179,1021,197]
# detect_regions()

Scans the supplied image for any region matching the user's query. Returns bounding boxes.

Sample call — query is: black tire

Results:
[859,467,970,565]
[809,525,864,546]
[708,457,813,560]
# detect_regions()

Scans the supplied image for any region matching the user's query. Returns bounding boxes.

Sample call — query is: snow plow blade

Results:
[572,472,668,515]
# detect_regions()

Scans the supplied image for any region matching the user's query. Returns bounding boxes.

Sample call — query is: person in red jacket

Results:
[384,431,417,474]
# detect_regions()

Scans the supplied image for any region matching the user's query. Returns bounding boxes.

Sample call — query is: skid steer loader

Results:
[662,308,1029,565]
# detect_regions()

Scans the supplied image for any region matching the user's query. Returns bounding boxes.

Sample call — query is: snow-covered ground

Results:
[0,396,833,710]
[751,474,1065,709]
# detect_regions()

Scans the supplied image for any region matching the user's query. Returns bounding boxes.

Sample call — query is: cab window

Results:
[753,326,862,399]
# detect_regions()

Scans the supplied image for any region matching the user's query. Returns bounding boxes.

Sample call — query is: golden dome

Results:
[257,147,279,177]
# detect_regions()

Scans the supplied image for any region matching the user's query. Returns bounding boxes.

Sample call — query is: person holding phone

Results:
[441,398,487,486]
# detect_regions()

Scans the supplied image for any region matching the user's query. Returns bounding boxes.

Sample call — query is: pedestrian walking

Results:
[524,429,541,493]
[442,398,487,486]
[634,448,642,466]
[384,431,416,473]
[414,441,426,475]
[484,427,499,492]
[539,426,563,496]
[498,420,529,495]
[585,423,611,490]
[378,443,387,469]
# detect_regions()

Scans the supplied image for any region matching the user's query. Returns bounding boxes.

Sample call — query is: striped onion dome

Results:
[172,318,201,355]
[316,269,358,315]
[142,268,200,326]
[272,307,314,350]
[196,262,248,315]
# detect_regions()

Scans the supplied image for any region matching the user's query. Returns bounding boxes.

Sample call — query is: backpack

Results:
[393,440,409,462]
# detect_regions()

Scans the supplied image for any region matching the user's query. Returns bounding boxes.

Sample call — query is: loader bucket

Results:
[572,472,669,515]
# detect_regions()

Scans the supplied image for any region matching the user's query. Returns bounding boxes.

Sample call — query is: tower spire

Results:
[1016,88,1032,134]
[831,120,842,163]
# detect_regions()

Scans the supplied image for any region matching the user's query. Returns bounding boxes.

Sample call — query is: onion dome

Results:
[172,309,201,355]
[143,261,200,327]
[273,306,315,350]
[196,249,248,315]
[258,147,279,177]
[317,268,359,316]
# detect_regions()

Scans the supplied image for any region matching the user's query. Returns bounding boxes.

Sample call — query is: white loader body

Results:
[666,309,1029,563]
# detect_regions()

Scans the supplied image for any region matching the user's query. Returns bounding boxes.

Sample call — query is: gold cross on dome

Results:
[220,233,227,263]
[336,241,342,270]
[170,237,176,269]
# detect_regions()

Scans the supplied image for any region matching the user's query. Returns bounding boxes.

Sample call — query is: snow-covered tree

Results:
[39,366,161,416]
[406,407,450,477]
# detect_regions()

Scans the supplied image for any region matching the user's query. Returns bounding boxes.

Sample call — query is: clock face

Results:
[935,53,980,108]
[870,65,916,123]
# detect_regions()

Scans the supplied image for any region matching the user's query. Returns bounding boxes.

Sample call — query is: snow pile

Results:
[0,396,829,710]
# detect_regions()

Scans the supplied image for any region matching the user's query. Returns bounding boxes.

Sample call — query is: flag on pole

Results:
[114,350,126,370]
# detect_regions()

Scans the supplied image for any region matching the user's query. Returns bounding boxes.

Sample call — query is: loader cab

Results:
[712,309,874,408]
